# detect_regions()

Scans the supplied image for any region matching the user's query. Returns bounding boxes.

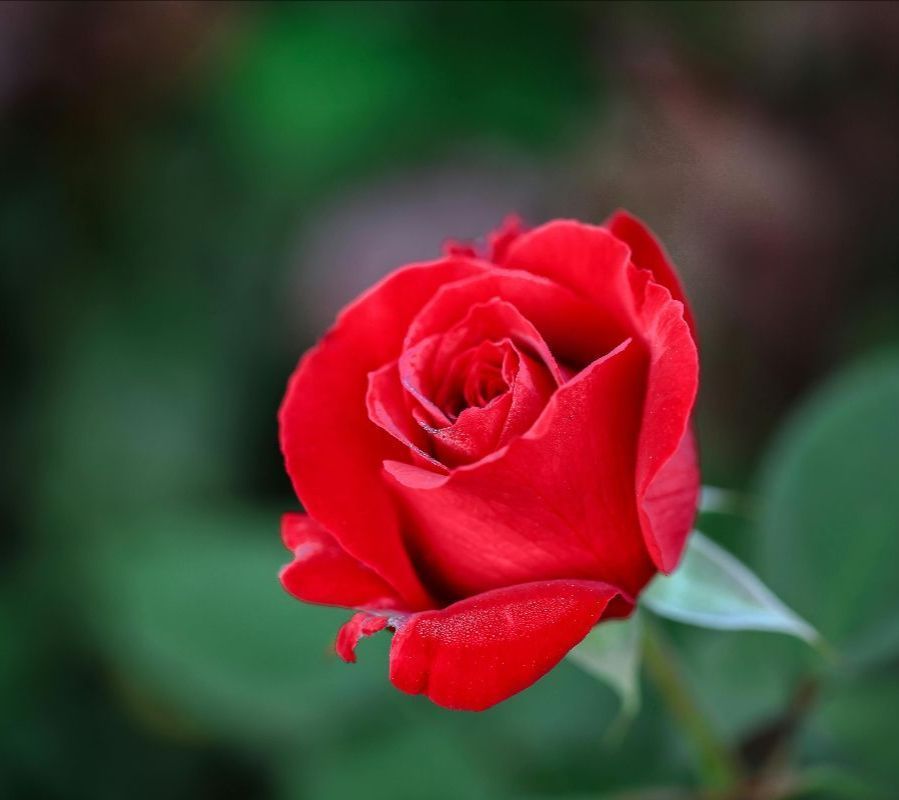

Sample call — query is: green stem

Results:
[642,620,741,793]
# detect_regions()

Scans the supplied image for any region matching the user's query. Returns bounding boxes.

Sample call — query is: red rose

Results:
[279,212,699,711]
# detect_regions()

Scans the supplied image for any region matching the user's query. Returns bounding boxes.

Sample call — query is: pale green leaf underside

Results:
[641,531,818,643]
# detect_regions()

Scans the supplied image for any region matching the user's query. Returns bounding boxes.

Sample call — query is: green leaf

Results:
[801,675,899,795]
[567,612,642,716]
[641,531,818,643]
[81,508,389,746]
[675,629,811,741]
[286,724,499,800]
[755,352,899,665]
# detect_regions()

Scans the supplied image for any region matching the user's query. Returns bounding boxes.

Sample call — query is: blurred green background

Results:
[2,2,899,798]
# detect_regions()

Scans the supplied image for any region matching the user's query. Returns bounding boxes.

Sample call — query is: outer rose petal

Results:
[389,579,626,711]
[632,274,700,572]
[605,209,697,337]
[640,427,699,571]
[385,339,655,601]
[336,613,389,663]
[279,257,487,610]
[502,221,700,573]
[487,214,525,262]
[279,514,401,610]
[500,220,637,336]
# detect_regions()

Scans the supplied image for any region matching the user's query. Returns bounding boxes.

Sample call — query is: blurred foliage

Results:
[2,1,899,799]
[757,353,899,664]
[755,352,899,796]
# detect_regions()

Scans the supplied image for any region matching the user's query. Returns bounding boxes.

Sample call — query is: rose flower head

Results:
[279,212,699,711]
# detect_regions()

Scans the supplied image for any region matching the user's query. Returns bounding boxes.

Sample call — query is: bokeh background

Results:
[3,2,899,798]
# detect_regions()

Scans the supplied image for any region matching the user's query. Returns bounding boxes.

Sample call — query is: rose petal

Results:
[501,221,700,573]
[368,297,563,468]
[279,514,402,610]
[640,427,699,571]
[499,341,558,437]
[430,298,565,386]
[366,361,447,470]
[487,214,525,262]
[430,340,514,462]
[372,334,556,470]
[430,340,556,467]
[605,209,697,337]
[632,274,700,572]
[398,297,565,431]
[404,269,623,370]
[500,220,636,334]
[385,339,655,601]
[442,240,477,259]
[429,395,513,466]
[336,613,390,663]
[389,579,626,711]
[280,256,488,611]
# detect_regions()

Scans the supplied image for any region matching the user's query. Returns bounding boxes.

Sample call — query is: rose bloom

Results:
[279,213,699,711]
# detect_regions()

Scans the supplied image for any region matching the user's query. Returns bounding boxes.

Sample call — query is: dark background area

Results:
[2,2,898,798]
